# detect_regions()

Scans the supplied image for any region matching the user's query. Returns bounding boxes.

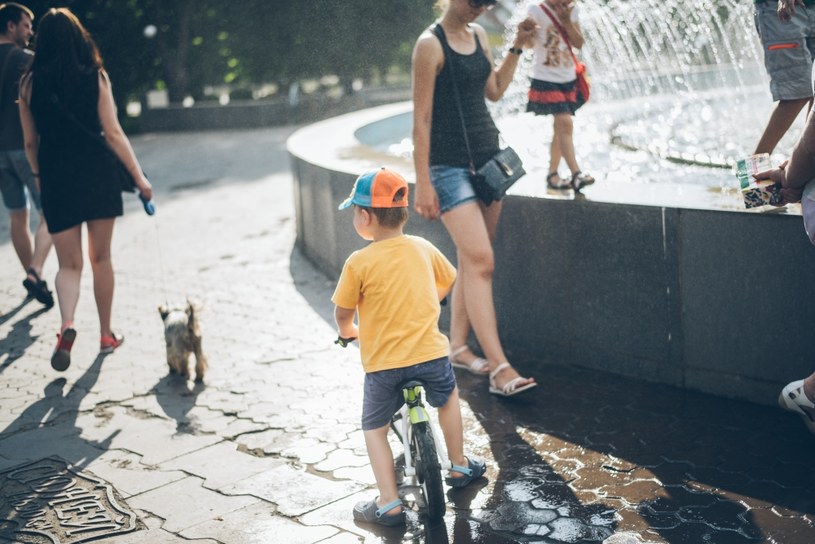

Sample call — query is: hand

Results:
[755,161,800,206]
[515,17,539,49]
[552,0,575,21]
[414,180,440,220]
[337,324,359,344]
[779,186,804,205]
[755,159,788,184]
[137,175,153,201]
[778,0,804,22]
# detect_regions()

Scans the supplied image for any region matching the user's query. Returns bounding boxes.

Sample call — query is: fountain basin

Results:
[288,102,815,406]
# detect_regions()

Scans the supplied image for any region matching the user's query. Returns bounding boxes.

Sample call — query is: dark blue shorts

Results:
[361,357,456,431]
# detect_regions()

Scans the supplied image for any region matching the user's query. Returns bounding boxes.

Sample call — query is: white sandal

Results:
[449,345,490,376]
[489,362,537,397]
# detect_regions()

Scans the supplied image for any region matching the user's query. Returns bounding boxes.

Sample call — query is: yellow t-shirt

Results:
[332,235,456,373]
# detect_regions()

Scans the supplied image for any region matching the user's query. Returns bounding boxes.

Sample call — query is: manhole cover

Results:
[0,457,139,543]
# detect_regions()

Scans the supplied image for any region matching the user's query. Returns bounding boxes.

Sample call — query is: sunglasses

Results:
[468,0,497,9]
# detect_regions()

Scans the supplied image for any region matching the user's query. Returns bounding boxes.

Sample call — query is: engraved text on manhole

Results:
[0,457,138,543]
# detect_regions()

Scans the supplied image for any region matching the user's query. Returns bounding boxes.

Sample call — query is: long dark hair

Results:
[27,8,103,101]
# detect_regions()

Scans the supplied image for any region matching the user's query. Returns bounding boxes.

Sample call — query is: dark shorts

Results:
[527,79,579,116]
[754,1,815,101]
[361,357,456,431]
[0,150,41,211]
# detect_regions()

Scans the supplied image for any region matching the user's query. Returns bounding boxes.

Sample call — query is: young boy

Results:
[332,167,486,526]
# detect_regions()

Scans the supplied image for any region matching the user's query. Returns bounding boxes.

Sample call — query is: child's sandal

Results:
[445,456,487,488]
[571,171,595,191]
[546,172,569,190]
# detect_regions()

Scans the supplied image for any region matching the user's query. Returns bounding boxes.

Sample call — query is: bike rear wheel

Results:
[410,421,445,521]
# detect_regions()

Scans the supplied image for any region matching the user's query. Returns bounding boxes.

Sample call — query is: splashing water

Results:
[494,0,799,187]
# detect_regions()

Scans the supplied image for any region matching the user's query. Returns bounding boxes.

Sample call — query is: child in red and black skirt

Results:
[526,0,594,191]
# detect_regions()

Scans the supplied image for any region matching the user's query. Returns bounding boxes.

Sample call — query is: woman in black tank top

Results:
[412,0,539,397]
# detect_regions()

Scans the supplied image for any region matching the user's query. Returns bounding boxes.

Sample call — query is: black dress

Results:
[30,69,123,234]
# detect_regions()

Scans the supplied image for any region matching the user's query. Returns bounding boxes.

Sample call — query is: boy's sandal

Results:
[22,268,54,308]
[546,172,570,190]
[100,332,125,354]
[445,456,487,488]
[571,171,595,191]
[449,345,490,376]
[352,498,405,526]
[489,362,537,397]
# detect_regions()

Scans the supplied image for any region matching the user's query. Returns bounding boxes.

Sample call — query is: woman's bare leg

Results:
[87,218,115,338]
[51,225,83,330]
[442,202,534,389]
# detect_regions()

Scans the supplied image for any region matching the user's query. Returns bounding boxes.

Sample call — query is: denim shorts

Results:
[361,357,456,431]
[429,165,478,214]
[754,1,815,101]
[0,150,41,211]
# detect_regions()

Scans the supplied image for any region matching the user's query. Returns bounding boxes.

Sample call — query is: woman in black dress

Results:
[18,8,152,371]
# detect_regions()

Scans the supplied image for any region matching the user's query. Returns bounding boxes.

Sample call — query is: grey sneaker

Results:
[778,380,815,435]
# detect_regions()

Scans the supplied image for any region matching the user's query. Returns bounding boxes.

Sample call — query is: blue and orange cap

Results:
[338,168,409,210]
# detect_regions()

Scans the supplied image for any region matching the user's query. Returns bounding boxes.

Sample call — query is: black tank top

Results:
[430,25,499,169]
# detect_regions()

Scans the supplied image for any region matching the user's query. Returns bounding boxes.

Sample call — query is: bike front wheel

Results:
[410,421,445,521]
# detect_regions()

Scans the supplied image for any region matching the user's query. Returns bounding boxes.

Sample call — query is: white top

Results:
[526,1,581,83]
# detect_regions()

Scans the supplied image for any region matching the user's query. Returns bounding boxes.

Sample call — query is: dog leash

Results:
[145,209,170,306]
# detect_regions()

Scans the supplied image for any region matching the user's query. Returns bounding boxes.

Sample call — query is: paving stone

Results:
[77,405,223,465]
[314,448,370,472]
[84,449,187,498]
[180,500,337,543]
[222,463,365,517]
[127,475,258,533]
[158,440,283,491]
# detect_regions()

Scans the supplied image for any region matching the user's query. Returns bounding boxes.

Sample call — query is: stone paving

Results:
[0,125,813,544]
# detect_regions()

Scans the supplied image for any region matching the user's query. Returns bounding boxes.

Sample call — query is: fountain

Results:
[288,0,815,406]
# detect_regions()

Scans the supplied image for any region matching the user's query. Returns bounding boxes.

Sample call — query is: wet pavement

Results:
[0,125,813,544]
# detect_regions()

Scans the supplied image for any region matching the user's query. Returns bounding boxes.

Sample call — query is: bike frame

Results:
[396,384,452,477]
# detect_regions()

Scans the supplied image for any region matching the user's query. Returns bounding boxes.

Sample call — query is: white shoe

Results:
[778,380,815,435]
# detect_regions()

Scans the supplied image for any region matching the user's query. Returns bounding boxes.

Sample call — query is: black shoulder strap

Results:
[432,24,476,174]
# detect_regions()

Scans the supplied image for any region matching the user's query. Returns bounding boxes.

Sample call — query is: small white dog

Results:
[158,300,207,383]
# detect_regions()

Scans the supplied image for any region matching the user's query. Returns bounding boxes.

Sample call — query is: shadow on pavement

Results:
[0,353,119,470]
[0,303,50,374]
[456,373,617,543]
[149,373,206,435]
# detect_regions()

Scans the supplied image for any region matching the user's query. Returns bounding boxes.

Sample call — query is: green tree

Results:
[23,0,437,104]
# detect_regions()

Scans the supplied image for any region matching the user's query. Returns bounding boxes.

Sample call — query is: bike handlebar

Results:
[335,336,357,348]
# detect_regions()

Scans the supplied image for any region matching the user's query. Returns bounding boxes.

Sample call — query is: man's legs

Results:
[9,208,33,272]
[754,1,814,154]
[754,97,813,155]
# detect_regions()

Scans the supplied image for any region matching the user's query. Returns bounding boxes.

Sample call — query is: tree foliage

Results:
[21,1,437,104]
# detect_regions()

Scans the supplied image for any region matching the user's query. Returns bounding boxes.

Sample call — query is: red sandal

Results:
[51,328,77,371]
[100,332,124,354]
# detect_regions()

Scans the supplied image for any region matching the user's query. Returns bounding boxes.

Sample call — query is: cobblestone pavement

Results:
[0,126,813,544]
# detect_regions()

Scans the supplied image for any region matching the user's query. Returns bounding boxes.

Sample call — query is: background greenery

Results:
[21,1,437,107]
